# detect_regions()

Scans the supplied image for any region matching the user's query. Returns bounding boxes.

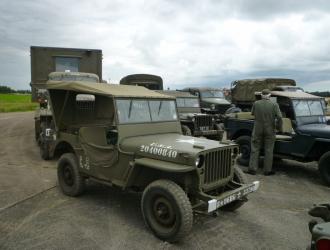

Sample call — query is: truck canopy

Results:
[231,78,296,103]
[120,74,163,90]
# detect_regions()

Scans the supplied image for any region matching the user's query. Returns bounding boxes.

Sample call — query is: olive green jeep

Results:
[38,80,259,242]
[158,90,223,140]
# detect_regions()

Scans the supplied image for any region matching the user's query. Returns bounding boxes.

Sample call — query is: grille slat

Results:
[195,115,213,130]
[203,148,233,186]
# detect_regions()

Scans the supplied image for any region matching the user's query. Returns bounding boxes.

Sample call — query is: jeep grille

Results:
[195,115,213,130]
[203,147,233,189]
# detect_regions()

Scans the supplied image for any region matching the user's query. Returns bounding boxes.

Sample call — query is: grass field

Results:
[0,94,38,112]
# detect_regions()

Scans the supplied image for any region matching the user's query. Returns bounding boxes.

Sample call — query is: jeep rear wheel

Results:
[141,180,193,242]
[318,151,330,186]
[220,166,248,211]
[236,135,251,166]
[57,153,85,196]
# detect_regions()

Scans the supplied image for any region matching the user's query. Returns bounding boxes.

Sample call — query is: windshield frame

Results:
[114,98,179,125]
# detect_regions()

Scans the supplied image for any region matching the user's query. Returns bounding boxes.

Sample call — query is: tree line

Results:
[308,91,330,97]
[0,85,31,94]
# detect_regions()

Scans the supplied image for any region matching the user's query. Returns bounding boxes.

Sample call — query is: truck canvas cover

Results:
[232,78,296,102]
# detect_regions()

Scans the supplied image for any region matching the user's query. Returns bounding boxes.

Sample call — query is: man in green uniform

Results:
[245,89,283,176]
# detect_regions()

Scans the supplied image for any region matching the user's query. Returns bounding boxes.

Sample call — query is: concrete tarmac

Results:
[0,112,329,249]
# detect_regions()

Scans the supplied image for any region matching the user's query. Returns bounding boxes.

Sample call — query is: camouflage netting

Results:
[231,78,296,103]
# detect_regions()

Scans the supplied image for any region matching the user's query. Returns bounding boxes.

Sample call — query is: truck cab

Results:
[180,87,231,115]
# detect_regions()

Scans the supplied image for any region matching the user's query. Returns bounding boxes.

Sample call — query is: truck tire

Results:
[236,136,251,166]
[181,125,192,136]
[40,141,50,160]
[220,166,248,212]
[57,153,85,196]
[318,151,330,186]
[35,119,41,142]
[141,179,193,242]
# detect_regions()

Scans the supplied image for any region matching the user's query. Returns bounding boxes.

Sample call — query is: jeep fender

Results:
[134,158,195,173]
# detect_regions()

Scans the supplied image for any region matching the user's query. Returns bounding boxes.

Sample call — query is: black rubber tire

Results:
[40,141,50,160]
[35,119,40,142]
[220,166,248,212]
[318,151,330,186]
[141,179,193,242]
[57,153,85,196]
[181,125,192,136]
[236,135,251,166]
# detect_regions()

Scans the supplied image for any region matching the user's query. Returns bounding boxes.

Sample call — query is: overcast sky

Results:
[1,0,330,91]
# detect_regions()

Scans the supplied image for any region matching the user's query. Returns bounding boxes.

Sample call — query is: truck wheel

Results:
[141,179,193,242]
[57,153,85,196]
[181,125,192,136]
[40,141,50,160]
[221,166,248,211]
[236,136,251,166]
[318,152,330,186]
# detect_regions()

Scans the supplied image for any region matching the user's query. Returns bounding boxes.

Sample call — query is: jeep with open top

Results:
[38,80,259,242]
[225,90,330,185]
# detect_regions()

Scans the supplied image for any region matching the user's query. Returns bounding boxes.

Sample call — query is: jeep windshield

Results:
[293,100,324,117]
[116,99,178,124]
[200,90,224,98]
[176,98,200,108]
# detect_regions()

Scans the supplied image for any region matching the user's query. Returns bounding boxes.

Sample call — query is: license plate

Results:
[207,181,260,213]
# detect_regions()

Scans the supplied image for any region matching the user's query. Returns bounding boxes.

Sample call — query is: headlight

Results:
[232,147,239,159]
[210,104,215,110]
[191,117,195,122]
[195,155,204,168]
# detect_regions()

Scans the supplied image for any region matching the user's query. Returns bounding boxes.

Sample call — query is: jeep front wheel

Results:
[57,153,85,196]
[318,151,330,186]
[141,179,193,242]
[236,135,251,166]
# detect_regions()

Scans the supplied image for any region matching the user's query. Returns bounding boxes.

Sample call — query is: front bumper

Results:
[207,181,260,213]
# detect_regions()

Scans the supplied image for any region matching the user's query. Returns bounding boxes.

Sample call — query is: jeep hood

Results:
[120,133,235,165]
[179,113,209,120]
[297,124,330,139]
[201,98,230,105]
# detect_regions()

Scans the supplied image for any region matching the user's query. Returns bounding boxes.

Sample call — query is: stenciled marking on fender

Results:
[79,155,90,170]
[140,142,177,158]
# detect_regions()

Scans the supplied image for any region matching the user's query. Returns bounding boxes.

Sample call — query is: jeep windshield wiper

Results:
[128,100,133,118]
[158,101,163,115]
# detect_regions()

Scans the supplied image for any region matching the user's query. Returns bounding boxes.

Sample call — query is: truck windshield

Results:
[293,100,324,117]
[200,90,224,98]
[176,98,200,108]
[116,99,178,124]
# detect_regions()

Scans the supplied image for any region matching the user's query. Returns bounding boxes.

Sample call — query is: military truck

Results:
[30,46,102,159]
[224,90,330,185]
[308,204,330,249]
[158,90,223,140]
[36,80,259,242]
[180,87,231,115]
[230,78,297,111]
[120,74,163,90]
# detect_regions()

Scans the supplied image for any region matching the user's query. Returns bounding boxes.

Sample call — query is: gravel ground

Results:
[0,112,329,250]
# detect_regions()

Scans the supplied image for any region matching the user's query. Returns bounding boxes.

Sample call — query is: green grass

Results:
[0,94,38,112]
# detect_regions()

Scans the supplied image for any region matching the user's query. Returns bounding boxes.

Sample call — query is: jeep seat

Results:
[276,118,294,141]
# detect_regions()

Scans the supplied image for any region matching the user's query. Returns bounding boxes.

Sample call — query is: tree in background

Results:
[0,85,15,93]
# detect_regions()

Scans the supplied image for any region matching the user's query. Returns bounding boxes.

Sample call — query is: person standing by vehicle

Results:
[245,89,283,176]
